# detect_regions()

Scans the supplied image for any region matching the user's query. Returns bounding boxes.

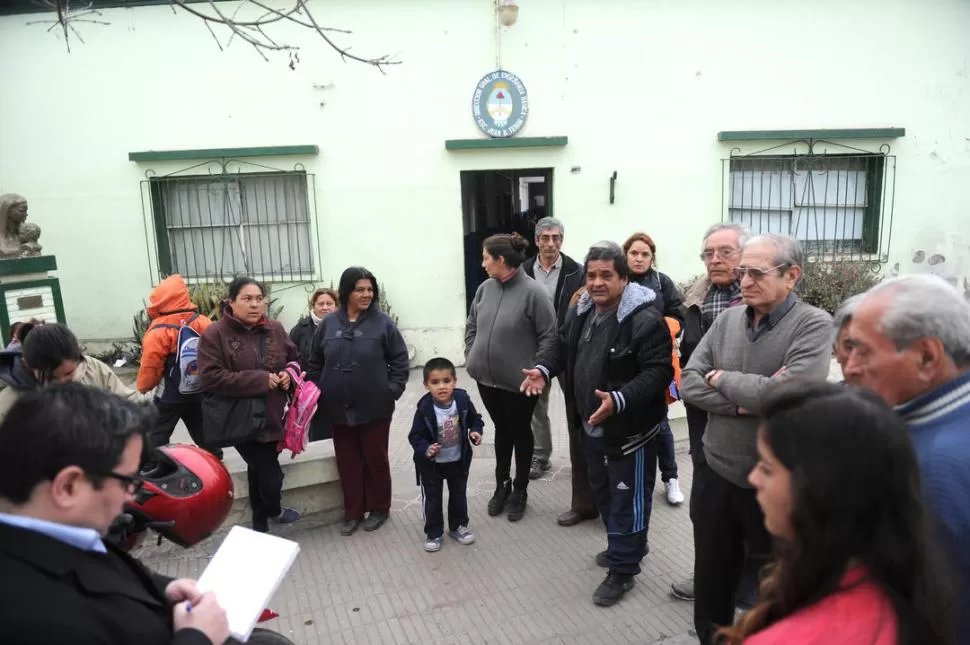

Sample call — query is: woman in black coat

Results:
[623,232,686,507]
[289,288,338,441]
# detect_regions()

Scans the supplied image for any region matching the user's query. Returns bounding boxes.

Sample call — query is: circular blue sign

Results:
[472,70,529,138]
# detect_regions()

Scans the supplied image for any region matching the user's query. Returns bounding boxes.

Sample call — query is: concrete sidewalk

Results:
[149,368,698,644]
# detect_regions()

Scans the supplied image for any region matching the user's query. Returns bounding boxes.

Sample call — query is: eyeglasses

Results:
[733,263,790,280]
[538,234,562,243]
[90,471,144,494]
[699,247,739,262]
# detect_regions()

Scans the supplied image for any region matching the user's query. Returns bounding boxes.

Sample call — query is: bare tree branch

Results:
[26,0,400,70]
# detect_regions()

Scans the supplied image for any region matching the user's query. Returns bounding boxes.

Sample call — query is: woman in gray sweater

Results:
[465,234,559,522]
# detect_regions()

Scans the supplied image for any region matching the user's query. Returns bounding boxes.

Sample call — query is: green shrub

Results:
[187,281,284,321]
[378,281,399,325]
[796,261,882,314]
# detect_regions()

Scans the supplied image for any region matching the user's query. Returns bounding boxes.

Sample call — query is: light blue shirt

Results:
[0,512,106,553]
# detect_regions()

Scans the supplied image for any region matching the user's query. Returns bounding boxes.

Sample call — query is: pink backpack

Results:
[278,361,321,458]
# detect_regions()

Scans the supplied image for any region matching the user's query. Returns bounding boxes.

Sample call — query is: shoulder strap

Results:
[256,332,267,370]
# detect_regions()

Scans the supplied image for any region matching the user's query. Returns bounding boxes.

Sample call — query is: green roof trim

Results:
[445,136,568,151]
[128,145,320,163]
[718,128,905,142]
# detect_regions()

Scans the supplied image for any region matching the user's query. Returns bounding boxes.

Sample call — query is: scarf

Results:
[310,311,324,326]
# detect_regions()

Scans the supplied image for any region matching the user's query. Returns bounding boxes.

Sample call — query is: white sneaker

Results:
[448,525,476,545]
[666,479,684,505]
[424,536,442,552]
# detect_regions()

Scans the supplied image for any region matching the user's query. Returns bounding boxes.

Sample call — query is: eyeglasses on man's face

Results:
[699,246,740,262]
[89,470,144,495]
[733,263,790,280]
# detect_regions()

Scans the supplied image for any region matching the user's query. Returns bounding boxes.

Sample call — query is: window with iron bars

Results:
[149,171,314,282]
[724,151,894,262]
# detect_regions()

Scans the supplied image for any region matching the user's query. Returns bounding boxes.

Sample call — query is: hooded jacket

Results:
[306,305,409,428]
[407,388,485,485]
[544,282,673,458]
[136,276,212,398]
[197,308,300,443]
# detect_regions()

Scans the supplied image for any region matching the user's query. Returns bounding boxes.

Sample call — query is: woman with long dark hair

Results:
[720,381,952,645]
[465,233,558,522]
[307,267,409,536]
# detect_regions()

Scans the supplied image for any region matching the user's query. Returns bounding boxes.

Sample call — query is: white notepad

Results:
[195,525,301,642]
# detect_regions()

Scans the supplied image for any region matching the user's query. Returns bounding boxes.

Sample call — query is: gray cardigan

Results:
[681,298,832,487]
[464,270,559,393]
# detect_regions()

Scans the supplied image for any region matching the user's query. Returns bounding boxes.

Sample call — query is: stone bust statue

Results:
[0,194,42,258]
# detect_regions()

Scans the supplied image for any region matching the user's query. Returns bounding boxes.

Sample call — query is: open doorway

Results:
[461,168,553,311]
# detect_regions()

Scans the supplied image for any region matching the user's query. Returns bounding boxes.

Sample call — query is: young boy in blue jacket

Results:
[408,357,484,552]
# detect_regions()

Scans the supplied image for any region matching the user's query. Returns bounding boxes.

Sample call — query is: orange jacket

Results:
[664,316,683,405]
[136,275,213,393]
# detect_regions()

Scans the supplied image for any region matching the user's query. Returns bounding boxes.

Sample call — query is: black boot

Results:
[487,480,512,516]
[593,570,636,606]
[506,486,528,522]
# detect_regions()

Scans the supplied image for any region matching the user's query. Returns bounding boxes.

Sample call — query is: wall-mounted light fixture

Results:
[497,0,519,27]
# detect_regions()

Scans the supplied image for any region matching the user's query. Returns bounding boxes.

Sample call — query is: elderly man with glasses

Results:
[680,232,832,645]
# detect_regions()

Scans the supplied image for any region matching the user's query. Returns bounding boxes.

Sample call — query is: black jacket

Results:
[546,283,673,458]
[306,306,409,427]
[407,388,485,484]
[522,252,585,326]
[0,523,211,645]
[288,315,318,368]
[630,269,686,327]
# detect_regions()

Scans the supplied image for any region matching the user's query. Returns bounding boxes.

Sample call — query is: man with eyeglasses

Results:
[680,233,832,645]
[0,383,231,645]
[671,223,748,602]
[521,217,588,503]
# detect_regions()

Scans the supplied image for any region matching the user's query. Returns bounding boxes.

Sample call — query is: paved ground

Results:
[143,369,698,645]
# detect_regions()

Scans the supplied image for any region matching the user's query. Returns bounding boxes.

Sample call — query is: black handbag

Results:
[201,333,268,447]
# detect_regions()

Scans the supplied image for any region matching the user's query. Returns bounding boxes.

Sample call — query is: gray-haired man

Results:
[681,233,832,645]
[845,275,970,635]
[521,218,586,490]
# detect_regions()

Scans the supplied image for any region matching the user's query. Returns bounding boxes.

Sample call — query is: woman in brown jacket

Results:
[197,277,302,533]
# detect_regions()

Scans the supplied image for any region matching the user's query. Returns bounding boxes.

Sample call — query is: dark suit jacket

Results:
[0,522,211,645]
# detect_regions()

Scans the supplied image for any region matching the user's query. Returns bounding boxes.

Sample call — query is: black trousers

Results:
[146,401,223,460]
[235,440,285,529]
[420,460,469,539]
[691,460,772,645]
[477,384,538,491]
[585,433,657,575]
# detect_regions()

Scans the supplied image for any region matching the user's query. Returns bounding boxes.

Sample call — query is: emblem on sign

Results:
[472,70,529,138]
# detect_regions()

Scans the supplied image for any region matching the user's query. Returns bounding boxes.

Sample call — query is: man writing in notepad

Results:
[0,383,231,645]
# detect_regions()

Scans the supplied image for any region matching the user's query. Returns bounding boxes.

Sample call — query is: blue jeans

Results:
[656,416,678,482]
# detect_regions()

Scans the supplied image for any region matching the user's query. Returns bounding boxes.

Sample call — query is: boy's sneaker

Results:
[424,536,442,552]
[448,526,476,545]
[487,480,512,516]
[665,478,685,505]
[593,571,636,607]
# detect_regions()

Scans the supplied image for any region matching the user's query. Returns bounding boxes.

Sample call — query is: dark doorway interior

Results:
[460,168,553,312]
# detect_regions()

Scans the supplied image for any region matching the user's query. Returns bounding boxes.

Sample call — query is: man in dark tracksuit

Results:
[526,241,673,606]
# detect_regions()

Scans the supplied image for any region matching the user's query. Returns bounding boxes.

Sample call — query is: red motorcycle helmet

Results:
[131,444,234,548]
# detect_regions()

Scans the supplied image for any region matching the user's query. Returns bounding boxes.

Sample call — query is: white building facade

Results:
[1,0,968,364]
